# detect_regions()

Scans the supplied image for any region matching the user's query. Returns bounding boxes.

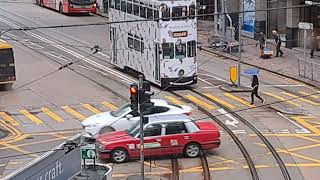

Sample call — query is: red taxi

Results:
[97,115,220,163]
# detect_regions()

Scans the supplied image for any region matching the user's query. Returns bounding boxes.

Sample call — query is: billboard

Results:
[243,0,256,32]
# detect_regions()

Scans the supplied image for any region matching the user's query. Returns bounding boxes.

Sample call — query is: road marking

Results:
[197,73,229,83]
[198,77,216,87]
[291,116,320,134]
[280,92,320,106]
[262,92,301,107]
[204,93,236,109]
[286,163,320,167]
[217,108,239,127]
[41,107,64,123]
[262,84,305,87]
[295,135,320,143]
[102,101,118,111]
[165,96,185,106]
[61,106,86,121]
[0,142,38,158]
[223,93,255,108]
[0,137,67,150]
[82,104,101,114]
[288,144,320,152]
[298,91,319,99]
[0,112,20,126]
[185,94,215,110]
[277,112,310,134]
[19,109,43,125]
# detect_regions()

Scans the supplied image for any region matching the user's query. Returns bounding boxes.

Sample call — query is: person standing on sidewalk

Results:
[256,31,266,58]
[250,75,265,105]
[310,30,318,58]
[272,30,283,57]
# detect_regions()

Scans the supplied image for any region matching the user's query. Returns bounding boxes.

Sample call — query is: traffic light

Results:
[130,83,139,115]
[139,80,154,124]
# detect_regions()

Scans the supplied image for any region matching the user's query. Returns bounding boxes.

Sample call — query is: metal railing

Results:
[298,58,320,82]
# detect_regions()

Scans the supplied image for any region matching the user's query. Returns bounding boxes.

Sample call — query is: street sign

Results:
[230,66,237,84]
[298,22,313,30]
[3,134,82,180]
[81,144,96,159]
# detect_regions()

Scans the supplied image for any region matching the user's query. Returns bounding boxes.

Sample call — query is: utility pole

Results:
[214,0,218,35]
[237,14,242,87]
[138,75,144,180]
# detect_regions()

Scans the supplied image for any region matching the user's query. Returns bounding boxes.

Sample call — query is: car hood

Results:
[196,122,219,131]
[82,112,118,127]
[97,131,133,144]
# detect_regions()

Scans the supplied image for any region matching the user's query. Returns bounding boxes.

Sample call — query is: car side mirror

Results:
[125,114,133,119]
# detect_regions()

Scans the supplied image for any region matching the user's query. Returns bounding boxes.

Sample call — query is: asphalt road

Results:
[0,1,320,179]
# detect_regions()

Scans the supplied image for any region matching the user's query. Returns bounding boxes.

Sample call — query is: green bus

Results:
[0,40,16,90]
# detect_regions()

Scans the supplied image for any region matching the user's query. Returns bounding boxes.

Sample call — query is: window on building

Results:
[165,122,188,135]
[189,5,195,19]
[115,0,120,10]
[134,3,139,16]
[140,5,146,18]
[187,41,196,57]
[127,2,132,14]
[162,43,174,59]
[172,6,187,20]
[162,7,170,21]
[175,42,186,59]
[121,0,126,12]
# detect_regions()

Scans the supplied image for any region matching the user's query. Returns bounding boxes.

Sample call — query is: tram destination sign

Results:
[173,31,188,38]
[298,22,313,30]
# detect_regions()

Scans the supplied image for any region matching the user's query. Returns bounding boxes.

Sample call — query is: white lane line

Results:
[44,51,69,61]
[198,77,216,87]
[198,73,229,83]
[0,17,136,84]
[262,84,305,87]
[97,52,110,58]
[217,108,239,128]
[277,112,310,134]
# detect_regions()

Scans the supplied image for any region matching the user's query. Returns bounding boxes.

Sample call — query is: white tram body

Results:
[108,0,197,87]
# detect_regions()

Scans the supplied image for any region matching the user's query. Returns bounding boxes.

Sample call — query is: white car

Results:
[82,99,192,140]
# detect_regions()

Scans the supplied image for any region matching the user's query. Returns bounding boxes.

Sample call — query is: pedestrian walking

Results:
[250,75,265,105]
[256,31,266,58]
[310,30,318,58]
[272,30,283,57]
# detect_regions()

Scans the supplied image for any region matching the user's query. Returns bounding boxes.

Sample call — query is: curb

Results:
[269,105,309,116]
[200,47,320,89]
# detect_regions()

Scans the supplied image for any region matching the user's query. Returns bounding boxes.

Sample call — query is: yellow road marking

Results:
[204,93,236,109]
[295,135,320,143]
[0,142,38,158]
[19,109,43,125]
[0,136,67,150]
[223,93,255,108]
[292,116,320,135]
[287,144,320,152]
[286,163,320,167]
[165,96,185,106]
[243,164,272,169]
[298,91,319,99]
[102,101,118,111]
[262,92,301,107]
[82,104,101,114]
[41,107,64,123]
[185,94,215,110]
[0,112,19,126]
[281,92,320,106]
[61,106,86,121]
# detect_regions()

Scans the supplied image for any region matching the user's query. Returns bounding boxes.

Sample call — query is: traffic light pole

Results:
[138,75,144,180]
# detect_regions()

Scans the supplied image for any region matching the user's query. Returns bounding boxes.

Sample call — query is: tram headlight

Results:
[178,70,185,77]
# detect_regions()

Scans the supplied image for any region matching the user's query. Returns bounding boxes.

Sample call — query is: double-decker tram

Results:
[108,0,197,87]
[36,0,97,14]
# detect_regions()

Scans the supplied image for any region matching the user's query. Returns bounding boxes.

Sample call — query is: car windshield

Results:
[128,121,140,137]
[110,104,130,117]
[167,101,183,109]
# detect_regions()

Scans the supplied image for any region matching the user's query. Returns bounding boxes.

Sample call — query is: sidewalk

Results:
[197,20,320,88]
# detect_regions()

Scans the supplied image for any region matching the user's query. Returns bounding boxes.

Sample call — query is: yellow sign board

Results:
[230,66,237,84]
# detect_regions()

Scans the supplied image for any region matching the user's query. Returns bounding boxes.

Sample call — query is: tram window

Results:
[161,7,170,21]
[134,4,139,16]
[189,5,195,19]
[187,41,196,57]
[147,8,153,19]
[127,2,132,14]
[121,0,126,12]
[140,6,146,18]
[128,37,134,49]
[110,0,115,8]
[175,42,186,59]
[134,39,141,51]
[172,6,187,20]
[141,41,144,53]
[115,0,120,10]
[162,43,174,59]
[154,9,159,20]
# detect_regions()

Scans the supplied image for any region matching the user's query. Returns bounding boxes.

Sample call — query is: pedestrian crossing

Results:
[0,90,318,127]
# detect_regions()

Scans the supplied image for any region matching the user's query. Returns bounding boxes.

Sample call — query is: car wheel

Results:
[111,148,128,163]
[184,143,201,158]
[59,3,63,14]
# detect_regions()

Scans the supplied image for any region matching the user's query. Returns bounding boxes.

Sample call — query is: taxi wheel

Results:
[111,148,128,163]
[184,143,201,158]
